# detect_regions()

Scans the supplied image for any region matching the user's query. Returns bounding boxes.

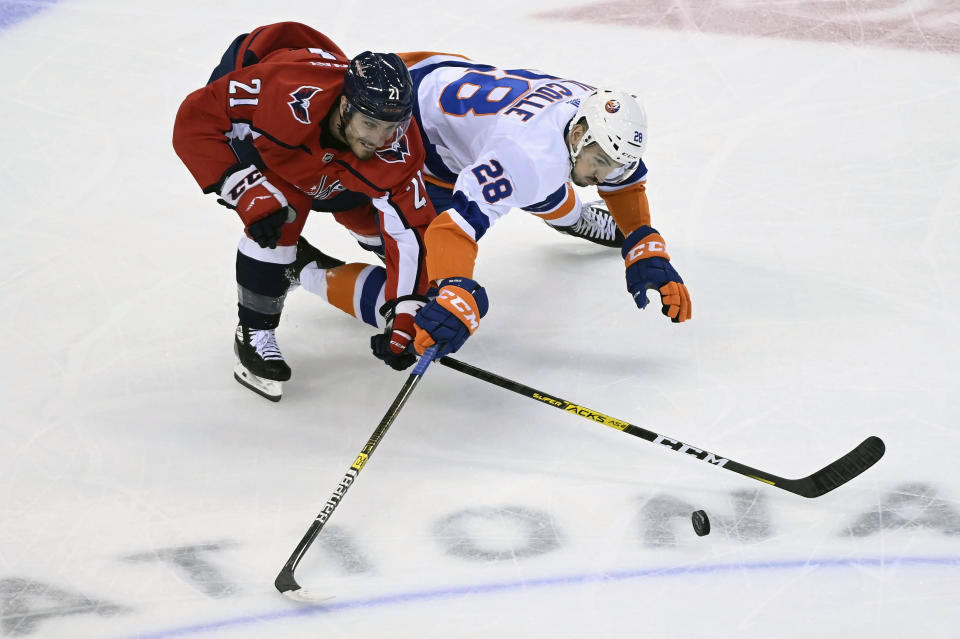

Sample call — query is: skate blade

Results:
[233,362,283,402]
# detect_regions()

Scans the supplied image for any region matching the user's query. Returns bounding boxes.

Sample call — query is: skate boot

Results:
[233,324,291,402]
[285,236,347,287]
[549,200,625,248]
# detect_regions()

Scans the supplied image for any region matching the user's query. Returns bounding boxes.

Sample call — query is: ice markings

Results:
[640,490,773,547]
[123,542,240,598]
[0,577,129,636]
[0,0,60,30]
[434,506,562,561]
[845,482,960,537]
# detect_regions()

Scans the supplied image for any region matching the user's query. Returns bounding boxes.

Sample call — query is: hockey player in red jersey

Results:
[172,23,435,400]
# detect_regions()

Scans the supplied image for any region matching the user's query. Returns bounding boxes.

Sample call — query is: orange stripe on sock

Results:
[325,263,369,318]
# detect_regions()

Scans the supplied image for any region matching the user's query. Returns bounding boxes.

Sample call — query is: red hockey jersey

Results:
[173,24,435,302]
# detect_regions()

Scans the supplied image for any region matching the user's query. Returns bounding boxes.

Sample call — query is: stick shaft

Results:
[438,356,884,498]
[275,349,436,594]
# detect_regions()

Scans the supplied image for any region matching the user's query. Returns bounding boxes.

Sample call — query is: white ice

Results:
[2,1,959,637]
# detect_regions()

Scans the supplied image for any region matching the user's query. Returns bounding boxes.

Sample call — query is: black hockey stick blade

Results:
[438,356,885,498]
[777,435,885,498]
[275,565,299,595]
[275,562,333,603]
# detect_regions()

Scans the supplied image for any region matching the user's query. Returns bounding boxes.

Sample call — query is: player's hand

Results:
[622,226,691,323]
[413,278,489,357]
[219,165,292,249]
[371,297,427,371]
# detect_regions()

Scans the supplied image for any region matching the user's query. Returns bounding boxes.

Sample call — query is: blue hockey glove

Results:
[413,278,489,357]
[622,226,692,322]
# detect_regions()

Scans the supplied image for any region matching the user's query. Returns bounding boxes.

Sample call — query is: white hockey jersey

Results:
[401,53,650,281]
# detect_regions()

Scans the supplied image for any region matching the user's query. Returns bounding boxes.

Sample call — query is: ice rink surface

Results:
[2,0,959,637]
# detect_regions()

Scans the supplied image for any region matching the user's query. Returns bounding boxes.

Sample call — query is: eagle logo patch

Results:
[376,134,411,164]
[288,86,324,124]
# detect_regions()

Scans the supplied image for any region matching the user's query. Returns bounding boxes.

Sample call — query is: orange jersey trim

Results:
[425,211,479,283]
[423,173,456,190]
[529,184,577,221]
[397,51,470,67]
[600,181,651,234]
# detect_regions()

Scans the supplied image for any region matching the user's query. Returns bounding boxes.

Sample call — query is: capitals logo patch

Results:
[308,175,345,199]
[288,86,324,124]
[376,134,411,164]
[604,99,621,113]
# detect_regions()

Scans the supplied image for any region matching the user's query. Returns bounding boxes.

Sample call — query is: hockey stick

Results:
[274,346,438,602]
[439,357,885,498]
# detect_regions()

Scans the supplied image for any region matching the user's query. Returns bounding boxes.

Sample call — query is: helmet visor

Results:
[346,106,412,149]
[603,158,641,184]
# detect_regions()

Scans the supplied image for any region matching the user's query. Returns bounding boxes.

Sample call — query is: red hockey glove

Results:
[371,297,427,371]
[622,226,692,323]
[219,165,292,249]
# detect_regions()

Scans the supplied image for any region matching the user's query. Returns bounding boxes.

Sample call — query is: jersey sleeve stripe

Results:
[358,264,388,327]
[449,191,492,240]
[522,183,578,221]
[423,173,456,190]
[397,52,470,69]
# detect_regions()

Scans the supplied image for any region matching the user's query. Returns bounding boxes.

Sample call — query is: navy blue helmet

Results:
[342,51,414,123]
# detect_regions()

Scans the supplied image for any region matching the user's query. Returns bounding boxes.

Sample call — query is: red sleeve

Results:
[172,51,346,202]
[337,124,437,299]
[172,81,240,193]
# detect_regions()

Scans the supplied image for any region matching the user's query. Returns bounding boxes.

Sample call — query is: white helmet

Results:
[569,89,647,182]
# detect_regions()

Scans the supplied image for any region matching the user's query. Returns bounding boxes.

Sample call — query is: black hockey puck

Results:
[691,510,711,536]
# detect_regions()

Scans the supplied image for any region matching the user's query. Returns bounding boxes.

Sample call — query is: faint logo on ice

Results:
[537,0,960,54]
[5,483,960,636]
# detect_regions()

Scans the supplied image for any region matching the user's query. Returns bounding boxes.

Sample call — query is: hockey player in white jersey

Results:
[295,53,692,370]
[405,53,633,248]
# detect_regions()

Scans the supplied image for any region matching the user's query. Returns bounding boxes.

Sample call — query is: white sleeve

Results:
[445,139,541,241]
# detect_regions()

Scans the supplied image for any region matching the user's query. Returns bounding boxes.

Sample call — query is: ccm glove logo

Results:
[220,165,268,207]
[624,232,670,267]
[437,287,480,333]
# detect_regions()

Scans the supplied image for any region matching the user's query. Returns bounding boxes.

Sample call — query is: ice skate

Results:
[285,236,346,287]
[549,201,625,248]
[233,324,291,402]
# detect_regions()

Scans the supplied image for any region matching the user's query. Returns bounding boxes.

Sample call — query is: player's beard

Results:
[570,167,599,188]
[342,122,379,160]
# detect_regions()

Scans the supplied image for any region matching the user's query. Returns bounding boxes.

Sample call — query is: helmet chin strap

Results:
[567,122,595,167]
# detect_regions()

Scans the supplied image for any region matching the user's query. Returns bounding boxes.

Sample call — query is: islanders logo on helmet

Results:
[288,86,324,125]
[604,99,621,113]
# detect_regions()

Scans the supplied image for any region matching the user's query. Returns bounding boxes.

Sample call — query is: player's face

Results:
[570,143,624,187]
[343,111,406,160]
